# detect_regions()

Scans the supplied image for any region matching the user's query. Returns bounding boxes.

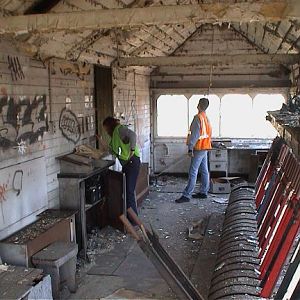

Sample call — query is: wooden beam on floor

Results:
[0,1,300,34]
[117,54,300,67]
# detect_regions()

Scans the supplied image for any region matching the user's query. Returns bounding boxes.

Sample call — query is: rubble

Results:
[77,226,128,274]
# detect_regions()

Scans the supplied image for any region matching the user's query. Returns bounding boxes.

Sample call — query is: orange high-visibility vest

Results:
[187,112,212,150]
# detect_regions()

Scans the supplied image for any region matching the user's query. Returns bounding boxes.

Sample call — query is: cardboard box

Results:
[209,178,231,194]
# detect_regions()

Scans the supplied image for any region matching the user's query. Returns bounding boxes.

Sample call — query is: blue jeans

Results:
[122,155,141,219]
[183,150,210,199]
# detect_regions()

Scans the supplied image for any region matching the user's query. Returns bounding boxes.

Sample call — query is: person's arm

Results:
[188,116,201,153]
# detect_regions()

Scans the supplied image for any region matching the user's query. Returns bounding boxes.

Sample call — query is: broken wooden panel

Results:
[0,265,52,299]
[136,163,149,206]
[0,210,75,267]
[105,170,126,232]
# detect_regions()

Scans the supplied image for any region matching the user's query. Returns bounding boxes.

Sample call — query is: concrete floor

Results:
[71,176,227,300]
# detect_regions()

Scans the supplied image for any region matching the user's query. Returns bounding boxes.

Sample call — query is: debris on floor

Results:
[211,196,228,205]
[188,216,209,240]
[77,226,129,277]
[103,288,150,299]
[72,176,228,299]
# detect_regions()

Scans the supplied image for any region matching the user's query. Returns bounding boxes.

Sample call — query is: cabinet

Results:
[209,149,228,176]
[57,156,149,259]
[57,160,127,258]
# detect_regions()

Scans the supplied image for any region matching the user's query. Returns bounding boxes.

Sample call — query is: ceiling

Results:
[0,0,299,66]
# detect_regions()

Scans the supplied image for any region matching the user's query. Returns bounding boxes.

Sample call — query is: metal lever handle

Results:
[119,214,140,241]
[127,208,149,239]
[127,208,142,226]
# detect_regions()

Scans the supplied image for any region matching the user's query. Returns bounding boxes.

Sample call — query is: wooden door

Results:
[94,66,114,144]
[105,170,126,231]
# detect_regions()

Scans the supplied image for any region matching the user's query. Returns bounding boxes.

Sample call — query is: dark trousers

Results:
[122,155,141,220]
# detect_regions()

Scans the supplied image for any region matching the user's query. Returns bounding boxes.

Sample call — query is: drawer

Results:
[209,149,228,161]
[210,178,231,194]
[210,161,227,172]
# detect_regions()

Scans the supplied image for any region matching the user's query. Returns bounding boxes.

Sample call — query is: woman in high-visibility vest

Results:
[176,98,212,203]
[103,117,141,221]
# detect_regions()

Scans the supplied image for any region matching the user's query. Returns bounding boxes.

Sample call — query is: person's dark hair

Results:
[103,117,120,135]
[198,98,209,111]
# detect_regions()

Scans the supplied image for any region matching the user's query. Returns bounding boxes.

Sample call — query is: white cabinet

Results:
[209,149,228,176]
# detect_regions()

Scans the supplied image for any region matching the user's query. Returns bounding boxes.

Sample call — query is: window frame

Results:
[153,90,287,141]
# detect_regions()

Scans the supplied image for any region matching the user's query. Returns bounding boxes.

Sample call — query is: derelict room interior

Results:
[0,1,299,300]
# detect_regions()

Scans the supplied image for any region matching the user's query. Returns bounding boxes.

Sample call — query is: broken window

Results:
[157,95,188,137]
[252,94,285,139]
[156,93,285,139]
[220,94,253,138]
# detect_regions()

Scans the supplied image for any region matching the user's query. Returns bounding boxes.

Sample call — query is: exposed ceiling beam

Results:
[117,54,300,67]
[1,1,300,35]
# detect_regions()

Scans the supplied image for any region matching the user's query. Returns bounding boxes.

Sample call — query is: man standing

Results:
[176,98,212,203]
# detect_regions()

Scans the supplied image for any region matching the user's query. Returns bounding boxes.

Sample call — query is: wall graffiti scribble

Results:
[12,170,23,196]
[0,182,8,223]
[0,94,47,150]
[59,107,81,144]
[7,56,25,81]
[0,183,8,202]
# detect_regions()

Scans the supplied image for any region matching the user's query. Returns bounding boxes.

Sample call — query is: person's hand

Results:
[188,150,194,158]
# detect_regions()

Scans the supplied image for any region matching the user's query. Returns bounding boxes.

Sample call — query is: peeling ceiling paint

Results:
[0,0,299,66]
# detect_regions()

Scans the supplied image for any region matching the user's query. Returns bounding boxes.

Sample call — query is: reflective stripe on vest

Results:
[199,114,209,140]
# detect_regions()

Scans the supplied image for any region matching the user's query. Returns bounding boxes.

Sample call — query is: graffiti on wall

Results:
[7,56,25,81]
[0,182,8,222]
[0,170,23,223]
[0,183,8,202]
[59,107,81,144]
[13,170,23,196]
[0,94,47,151]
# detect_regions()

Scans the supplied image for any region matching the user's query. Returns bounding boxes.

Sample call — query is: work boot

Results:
[192,193,207,199]
[175,196,190,203]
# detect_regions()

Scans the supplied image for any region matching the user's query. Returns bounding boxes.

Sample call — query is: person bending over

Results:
[103,117,141,217]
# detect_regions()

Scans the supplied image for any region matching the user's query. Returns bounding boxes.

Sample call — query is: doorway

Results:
[94,66,114,146]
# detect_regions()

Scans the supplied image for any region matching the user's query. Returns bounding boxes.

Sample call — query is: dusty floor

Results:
[71,176,228,299]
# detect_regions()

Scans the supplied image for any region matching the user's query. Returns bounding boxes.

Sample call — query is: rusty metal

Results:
[212,262,260,279]
[209,284,261,300]
[222,216,257,228]
[222,225,257,234]
[223,222,257,230]
[221,229,257,239]
[209,181,260,299]
[211,269,259,286]
[218,244,258,258]
[225,210,256,218]
[210,277,261,295]
[216,251,258,264]
[210,139,300,299]
[227,197,255,205]
[222,220,257,229]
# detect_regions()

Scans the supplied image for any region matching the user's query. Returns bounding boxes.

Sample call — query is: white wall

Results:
[151,25,291,89]
[112,67,151,163]
[150,24,291,174]
[0,41,95,238]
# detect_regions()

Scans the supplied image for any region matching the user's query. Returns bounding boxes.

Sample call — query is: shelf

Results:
[85,198,104,211]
